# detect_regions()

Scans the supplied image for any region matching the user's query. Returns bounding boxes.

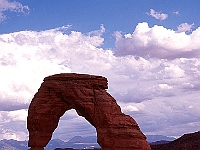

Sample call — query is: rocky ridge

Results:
[150,131,200,150]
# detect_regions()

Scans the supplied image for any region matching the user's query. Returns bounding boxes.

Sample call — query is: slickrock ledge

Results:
[27,73,151,150]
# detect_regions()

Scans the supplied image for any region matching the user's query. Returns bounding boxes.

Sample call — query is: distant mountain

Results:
[0,140,20,150]
[45,139,68,149]
[146,135,176,143]
[1,132,199,150]
[68,136,97,143]
[0,136,100,150]
[1,139,27,150]
[150,131,200,150]
[46,137,100,149]
[150,140,171,145]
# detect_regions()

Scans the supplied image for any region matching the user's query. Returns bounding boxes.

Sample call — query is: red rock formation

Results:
[27,73,150,150]
[151,131,200,150]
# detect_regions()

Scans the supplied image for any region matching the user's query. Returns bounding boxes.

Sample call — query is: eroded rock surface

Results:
[151,131,200,150]
[27,73,150,150]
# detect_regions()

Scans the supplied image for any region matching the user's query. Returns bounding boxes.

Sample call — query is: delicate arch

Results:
[27,73,150,150]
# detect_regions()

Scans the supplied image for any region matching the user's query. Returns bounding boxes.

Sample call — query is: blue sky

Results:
[1,0,199,48]
[0,0,200,144]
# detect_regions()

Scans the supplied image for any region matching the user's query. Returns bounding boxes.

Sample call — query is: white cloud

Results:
[87,24,105,37]
[0,128,27,141]
[119,91,200,135]
[7,109,27,121]
[0,109,28,141]
[121,105,139,112]
[114,22,200,59]
[0,131,27,141]
[172,11,179,15]
[158,84,173,90]
[0,0,29,22]
[147,9,168,20]
[0,24,200,140]
[177,23,194,33]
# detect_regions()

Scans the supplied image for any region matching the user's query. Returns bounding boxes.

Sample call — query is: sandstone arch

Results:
[27,73,150,150]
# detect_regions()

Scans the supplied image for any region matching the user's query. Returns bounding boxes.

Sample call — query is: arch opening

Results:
[54,109,97,139]
[51,109,100,149]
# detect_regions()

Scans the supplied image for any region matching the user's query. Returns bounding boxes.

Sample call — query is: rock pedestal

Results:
[27,73,151,150]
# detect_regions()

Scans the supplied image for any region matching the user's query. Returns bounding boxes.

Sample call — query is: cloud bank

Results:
[114,22,200,59]
[0,22,200,141]
[0,0,29,22]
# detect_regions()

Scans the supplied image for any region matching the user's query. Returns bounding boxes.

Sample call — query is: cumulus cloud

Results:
[0,0,29,22]
[176,23,194,33]
[1,24,200,140]
[114,22,200,59]
[147,9,168,20]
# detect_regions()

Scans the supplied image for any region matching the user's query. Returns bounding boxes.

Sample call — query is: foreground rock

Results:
[27,73,150,150]
[151,131,200,150]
